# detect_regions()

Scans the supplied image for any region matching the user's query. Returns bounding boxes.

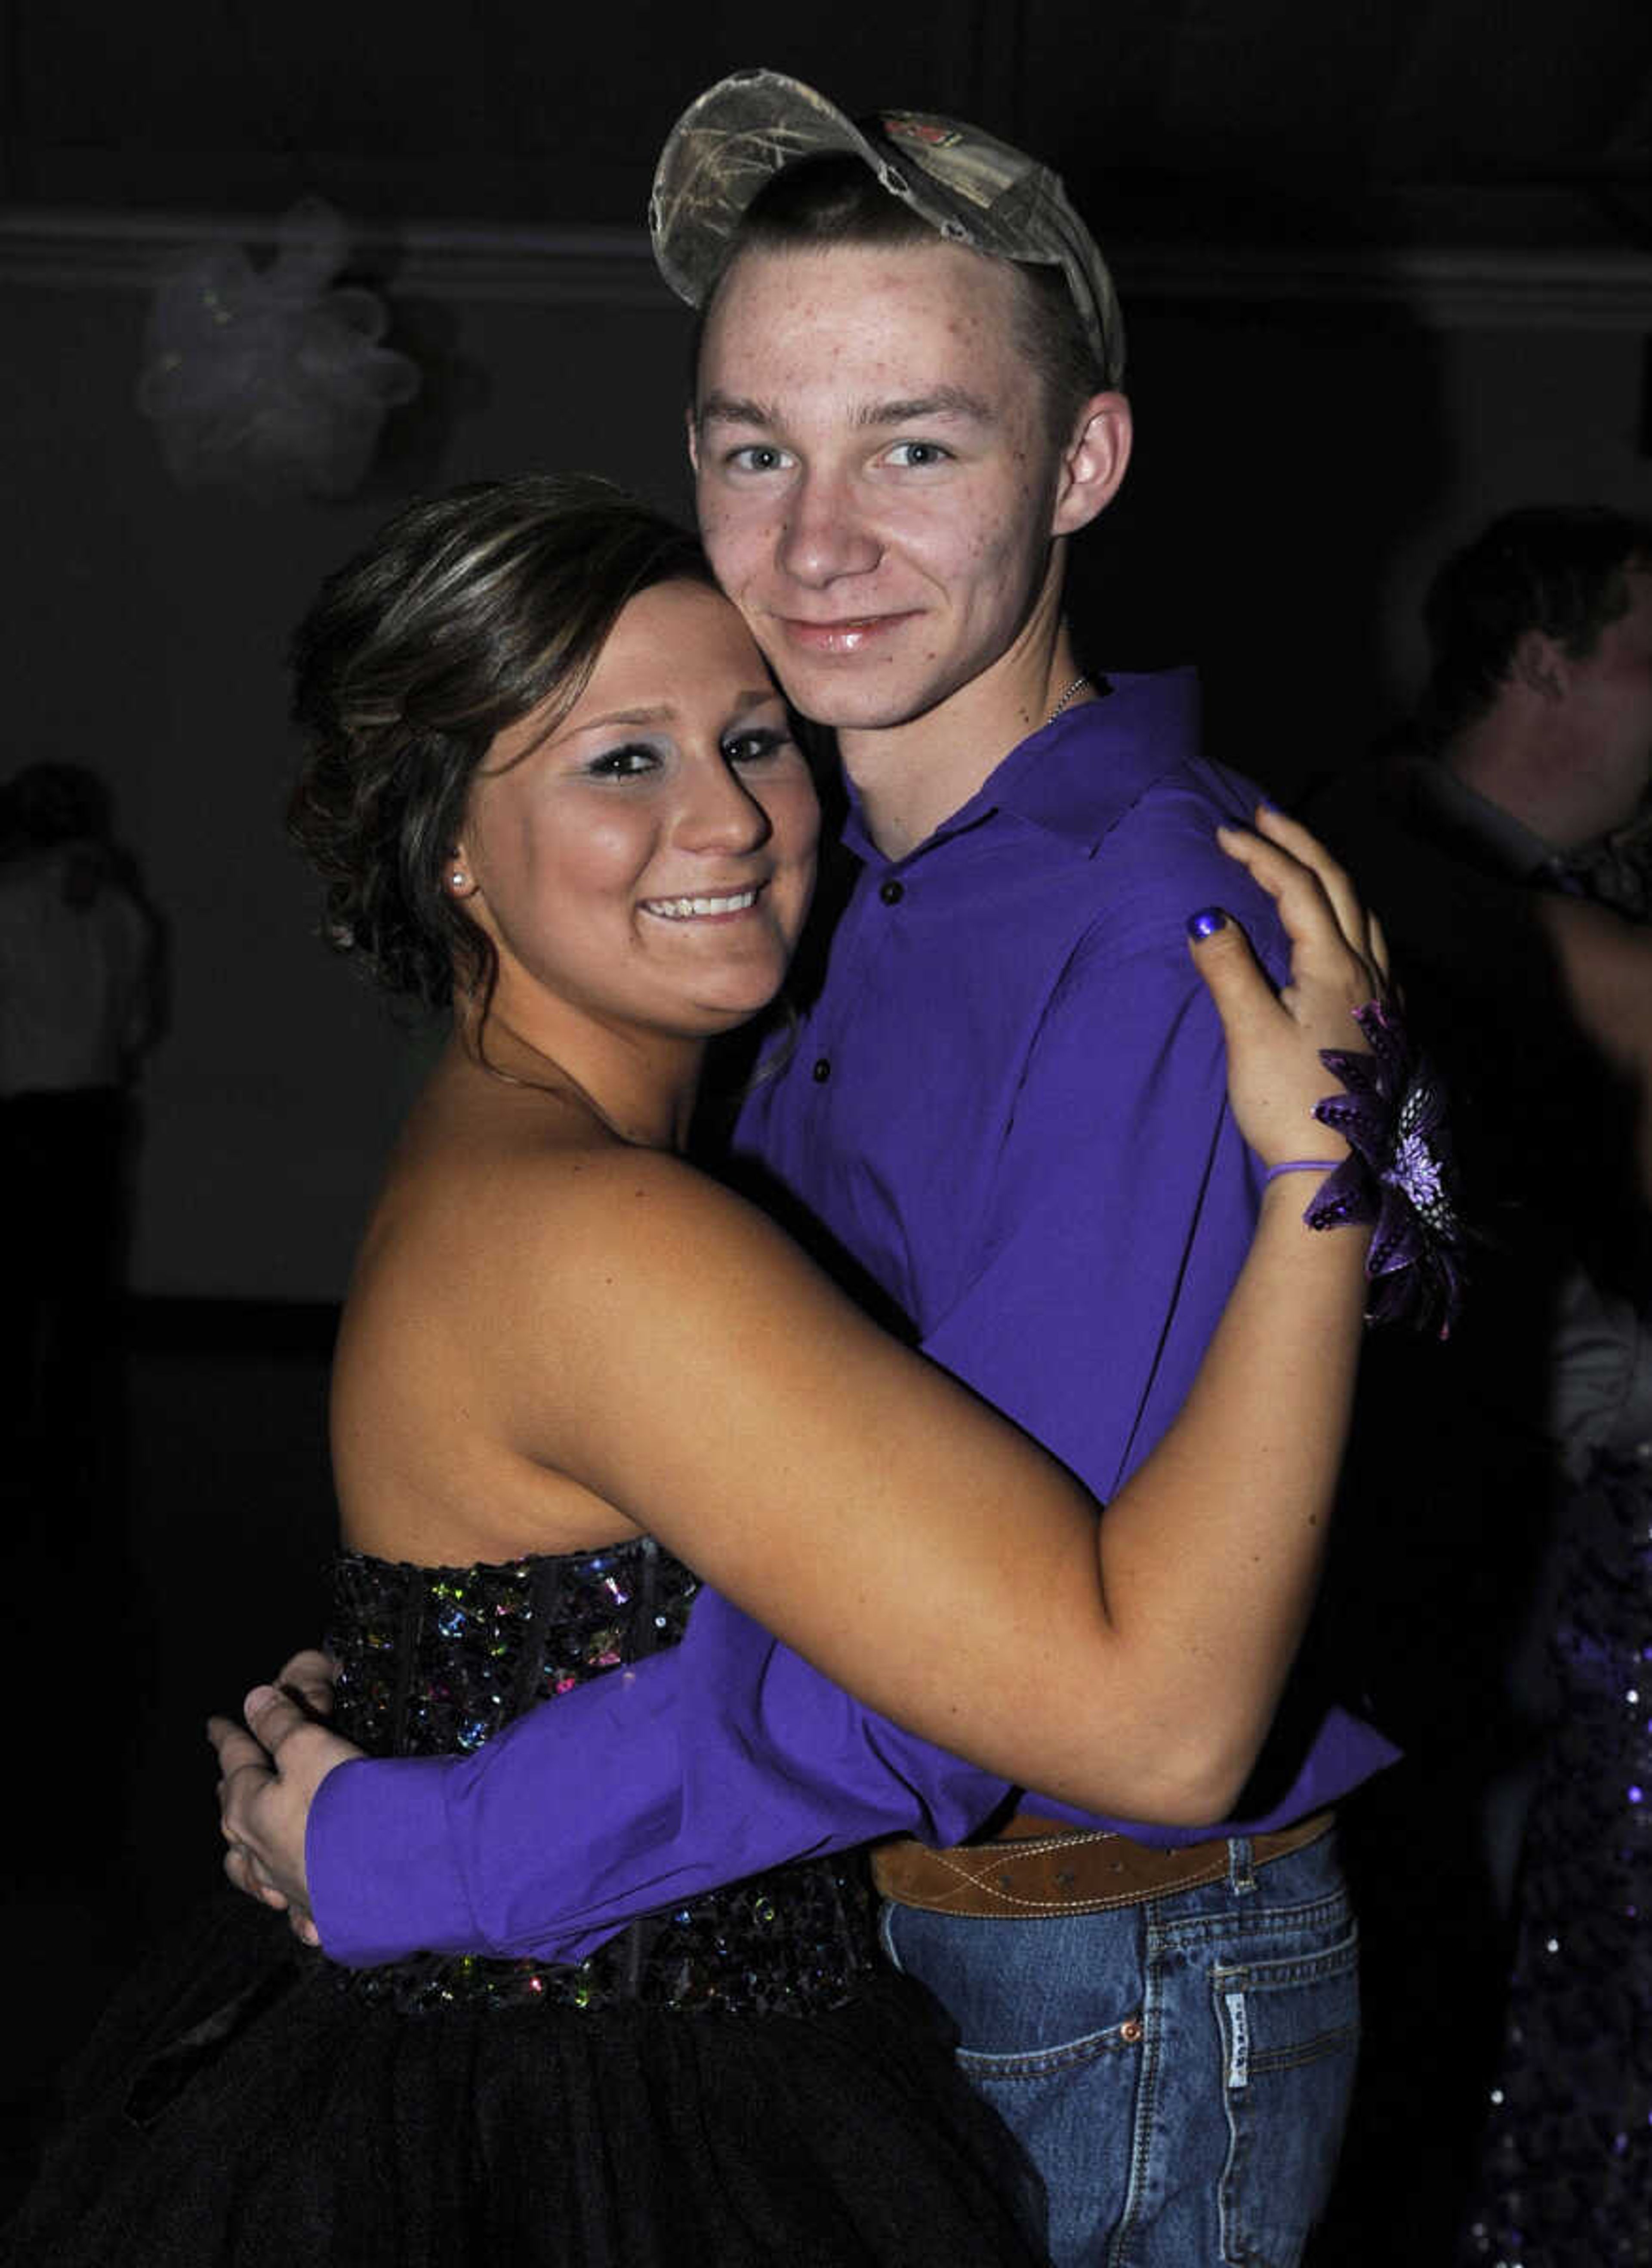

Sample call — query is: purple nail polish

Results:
[1186,906,1227,940]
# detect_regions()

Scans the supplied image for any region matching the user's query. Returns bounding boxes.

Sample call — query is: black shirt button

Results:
[879,879,905,905]
[811,1057,832,1083]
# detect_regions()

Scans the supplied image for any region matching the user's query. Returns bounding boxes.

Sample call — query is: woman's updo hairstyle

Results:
[289,473,713,1012]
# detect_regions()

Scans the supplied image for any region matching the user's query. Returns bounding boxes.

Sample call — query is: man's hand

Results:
[208,1649,360,1950]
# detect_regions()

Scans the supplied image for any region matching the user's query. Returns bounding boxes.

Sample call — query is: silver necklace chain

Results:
[1045,672,1091,728]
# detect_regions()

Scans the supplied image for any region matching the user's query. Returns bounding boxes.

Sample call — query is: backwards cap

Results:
[649,68,1125,388]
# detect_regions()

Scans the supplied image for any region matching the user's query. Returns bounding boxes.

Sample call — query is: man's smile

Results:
[773,612,918,655]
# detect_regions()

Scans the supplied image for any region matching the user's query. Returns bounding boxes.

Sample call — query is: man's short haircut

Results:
[693,154,1107,449]
[654,70,1121,449]
[1422,505,1652,743]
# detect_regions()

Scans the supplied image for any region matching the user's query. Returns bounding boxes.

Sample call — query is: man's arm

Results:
[224,1588,1013,1964]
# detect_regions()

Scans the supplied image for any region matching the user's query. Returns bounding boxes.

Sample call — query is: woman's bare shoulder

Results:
[370,1060,697,1234]
[363,1066,807,1353]
[498,1137,808,1306]
[333,1095,758,1557]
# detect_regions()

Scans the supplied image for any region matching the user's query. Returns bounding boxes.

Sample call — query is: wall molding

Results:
[2,206,1649,330]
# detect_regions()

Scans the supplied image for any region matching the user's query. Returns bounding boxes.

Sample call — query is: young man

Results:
[220,73,1396,2262]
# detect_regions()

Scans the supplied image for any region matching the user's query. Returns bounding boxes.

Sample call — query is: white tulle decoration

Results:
[137,198,421,500]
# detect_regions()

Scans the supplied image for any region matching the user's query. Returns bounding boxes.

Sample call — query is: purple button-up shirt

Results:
[310,672,1396,1966]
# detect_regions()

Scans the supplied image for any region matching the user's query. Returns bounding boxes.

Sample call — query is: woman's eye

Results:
[722,727,792,767]
[885,441,950,469]
[585,744,659,779]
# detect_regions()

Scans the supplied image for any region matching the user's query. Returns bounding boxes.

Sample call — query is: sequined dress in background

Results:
[1461,1454,1652,2265]
[3,1539,1043,2268]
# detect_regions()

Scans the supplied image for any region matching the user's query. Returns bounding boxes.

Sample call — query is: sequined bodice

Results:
[323,1540,876,2017]
[329,1541,701,1759]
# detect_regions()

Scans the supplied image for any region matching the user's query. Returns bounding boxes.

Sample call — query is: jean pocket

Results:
[877,1901,1147,2075]
[1211,1916,1360,2267]
[952,2012,1145,2086]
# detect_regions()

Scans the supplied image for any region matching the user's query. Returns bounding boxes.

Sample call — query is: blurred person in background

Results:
[0,761,163,1508]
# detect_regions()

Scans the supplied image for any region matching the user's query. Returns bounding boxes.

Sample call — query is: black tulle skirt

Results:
[5,1892,1047,2266]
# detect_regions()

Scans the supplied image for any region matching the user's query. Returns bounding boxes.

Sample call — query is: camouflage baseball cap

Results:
[649,68,1125,388]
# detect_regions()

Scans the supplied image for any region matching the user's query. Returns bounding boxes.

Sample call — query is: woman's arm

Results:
[461,813,1375,1822]
[214,814,1387,1934]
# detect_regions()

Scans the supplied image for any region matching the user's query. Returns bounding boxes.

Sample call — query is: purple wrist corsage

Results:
[1305,999,1464,1338]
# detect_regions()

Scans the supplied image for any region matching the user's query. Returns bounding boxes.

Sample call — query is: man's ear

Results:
[685,401,701,478]
[1051,393,1132,538]
[1513,627,1567,701]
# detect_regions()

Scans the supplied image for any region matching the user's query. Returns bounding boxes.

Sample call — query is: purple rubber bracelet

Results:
[1263,1159,1343,1182]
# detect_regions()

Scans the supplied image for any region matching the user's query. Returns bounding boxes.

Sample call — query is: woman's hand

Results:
[1187,807,1389,1171]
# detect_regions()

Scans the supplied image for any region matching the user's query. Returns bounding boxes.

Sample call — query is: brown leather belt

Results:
[869,1809,1335,1918]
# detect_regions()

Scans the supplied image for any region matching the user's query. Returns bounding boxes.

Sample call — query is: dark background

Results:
[3,0,1649,1305]
[3,4,1650,2249]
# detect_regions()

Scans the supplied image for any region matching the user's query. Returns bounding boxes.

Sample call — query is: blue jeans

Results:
[879,1832,1359,2268]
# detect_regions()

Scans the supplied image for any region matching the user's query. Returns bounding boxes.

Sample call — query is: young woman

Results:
[10,475,1391,2267]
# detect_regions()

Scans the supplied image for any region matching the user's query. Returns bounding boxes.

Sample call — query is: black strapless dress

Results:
[5,1541,1045,2265]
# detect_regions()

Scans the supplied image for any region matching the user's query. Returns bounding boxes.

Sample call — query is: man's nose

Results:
[777,467,881,588]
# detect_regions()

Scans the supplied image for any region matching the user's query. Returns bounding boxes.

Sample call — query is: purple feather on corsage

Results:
[1305,1000,1464,1338]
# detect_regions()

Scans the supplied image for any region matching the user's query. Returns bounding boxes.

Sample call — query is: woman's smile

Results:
[640,884,765,921]
[455,579,819,1042]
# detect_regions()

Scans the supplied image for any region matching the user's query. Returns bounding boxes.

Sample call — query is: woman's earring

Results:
[449,867,468,892]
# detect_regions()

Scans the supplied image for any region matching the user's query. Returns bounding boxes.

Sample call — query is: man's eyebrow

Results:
[695,386,998,435]
[696,392,774,433]
[853,389,996,429]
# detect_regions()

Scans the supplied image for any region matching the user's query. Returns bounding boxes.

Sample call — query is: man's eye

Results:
[728,445,790,474]
[885,441,950,469]
[586,745,658,778]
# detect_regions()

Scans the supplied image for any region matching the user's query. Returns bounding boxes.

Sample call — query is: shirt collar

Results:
[1397,749,1652,917]
[1405,757,1560,882]
[838,668,1203,868]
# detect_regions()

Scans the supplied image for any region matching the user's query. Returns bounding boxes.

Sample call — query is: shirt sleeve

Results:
[921,807,1287,1501]
[309,1584,1013,1966]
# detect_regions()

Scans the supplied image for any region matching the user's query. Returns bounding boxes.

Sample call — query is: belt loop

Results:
[1227,1836,1256,1896]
